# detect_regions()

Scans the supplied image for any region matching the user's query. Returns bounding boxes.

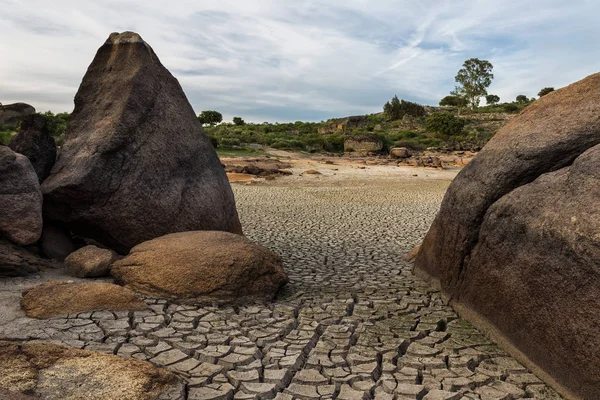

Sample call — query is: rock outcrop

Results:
[111,231,288,301]
[0,146,43,245]
[414,72,600,399]
[0,103,35,126]
[344,135,384,156]
[0,341,184,399]
[41,31,242,254]
[65,245,119,278]
[8,114,56,182]
[21,281,146,319]
[0,240,55,277]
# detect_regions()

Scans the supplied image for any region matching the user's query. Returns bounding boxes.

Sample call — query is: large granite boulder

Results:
[0,342,184,399]
[21,281,147,319]
[0,240,55,277]
[414,72,600,399]
[41,32,242,254]
[111,231,288,302]
[0,146,43,245]
[0,103,35,127]
[8,114,56,182]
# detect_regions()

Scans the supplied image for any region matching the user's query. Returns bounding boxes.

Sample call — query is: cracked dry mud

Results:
[0,174,561,399]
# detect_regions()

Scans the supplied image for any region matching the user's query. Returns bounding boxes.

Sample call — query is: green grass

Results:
[215,147,267,157]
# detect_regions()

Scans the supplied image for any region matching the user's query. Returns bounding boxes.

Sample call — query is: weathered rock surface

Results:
[0,103,35,126]
[0,341,184,399]
[390,147,411,159]
[111,231,288,301]
[0,146,43,246]
[8,114,56,182]
[344,135,384,156]
[41,31,242,254]
[21,281,146,319]
[0,240,55,277]
[414,72,600,399]
[65,245,119,278]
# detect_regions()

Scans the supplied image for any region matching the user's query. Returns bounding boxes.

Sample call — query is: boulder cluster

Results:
[0,31,287,312]
[414,72,600,399]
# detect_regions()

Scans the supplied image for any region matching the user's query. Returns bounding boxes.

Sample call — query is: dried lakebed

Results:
[0,174,561,399]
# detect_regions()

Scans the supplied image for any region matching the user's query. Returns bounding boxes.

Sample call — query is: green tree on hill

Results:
[198,110,223,126]
[454,58,494,109]
[485,94,500,105]
[439,95,467,107]
[384,96,425,121]
[516,95,529,104]
[233,117,245,126]
[538,87,555,97]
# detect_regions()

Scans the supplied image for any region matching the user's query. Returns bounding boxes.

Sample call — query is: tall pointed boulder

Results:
[41,32,242,253]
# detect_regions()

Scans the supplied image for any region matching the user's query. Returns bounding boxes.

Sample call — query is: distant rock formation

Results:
[414,72,600,399]
[344,134,384,156]
[8,114,56,182]
[111,231,288,302]
[0,146,43,246]
[0,103,35,127]
[41,32,242,253]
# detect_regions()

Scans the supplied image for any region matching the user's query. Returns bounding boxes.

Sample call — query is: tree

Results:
[454,58,494,109]
[198,110,223,126]
[516,95,528,104]
[439,95,467,107]
[233,117,245,126]
[426,113,465,137]
[485,94,500,105]
[384,96,424,121]
[538,87,555,97]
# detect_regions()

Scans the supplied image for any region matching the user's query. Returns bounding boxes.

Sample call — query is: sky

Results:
[1,0,599,123]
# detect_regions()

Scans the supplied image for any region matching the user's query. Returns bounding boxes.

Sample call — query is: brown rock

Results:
[0,239,55,277]
[0,103,35,127]
[0,341,183,399]
[8,114,57,182]
[414,72,600,399]
[111,231,288,302]
[303,170,321,175]
[65,245,119,278]
[390,147,411,159]
[21,281,146,319]
[0,146,42,246]
[41,32,242,254]
[344,135,384,156]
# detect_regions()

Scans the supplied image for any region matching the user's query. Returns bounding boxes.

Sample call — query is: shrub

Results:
[538,87,554,97]
[426,113,465,137]
[219,138,240,148]
[503,103,519,113]
[232,117,245,126]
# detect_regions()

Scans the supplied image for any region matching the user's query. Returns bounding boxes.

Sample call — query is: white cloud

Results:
[1,0,599,122]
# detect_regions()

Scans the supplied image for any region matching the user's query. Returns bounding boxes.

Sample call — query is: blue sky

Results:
[1,0,599,122]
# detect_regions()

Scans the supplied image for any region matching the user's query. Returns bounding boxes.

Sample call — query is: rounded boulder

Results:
[111,231,288,302]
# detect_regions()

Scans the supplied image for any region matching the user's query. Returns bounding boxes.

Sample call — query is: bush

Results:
[219,138,241,148]
[503,103,519,113]
[0,126,16,145]
[232,117,245,126]
[426,113,465,137]
[400,100,426,118]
